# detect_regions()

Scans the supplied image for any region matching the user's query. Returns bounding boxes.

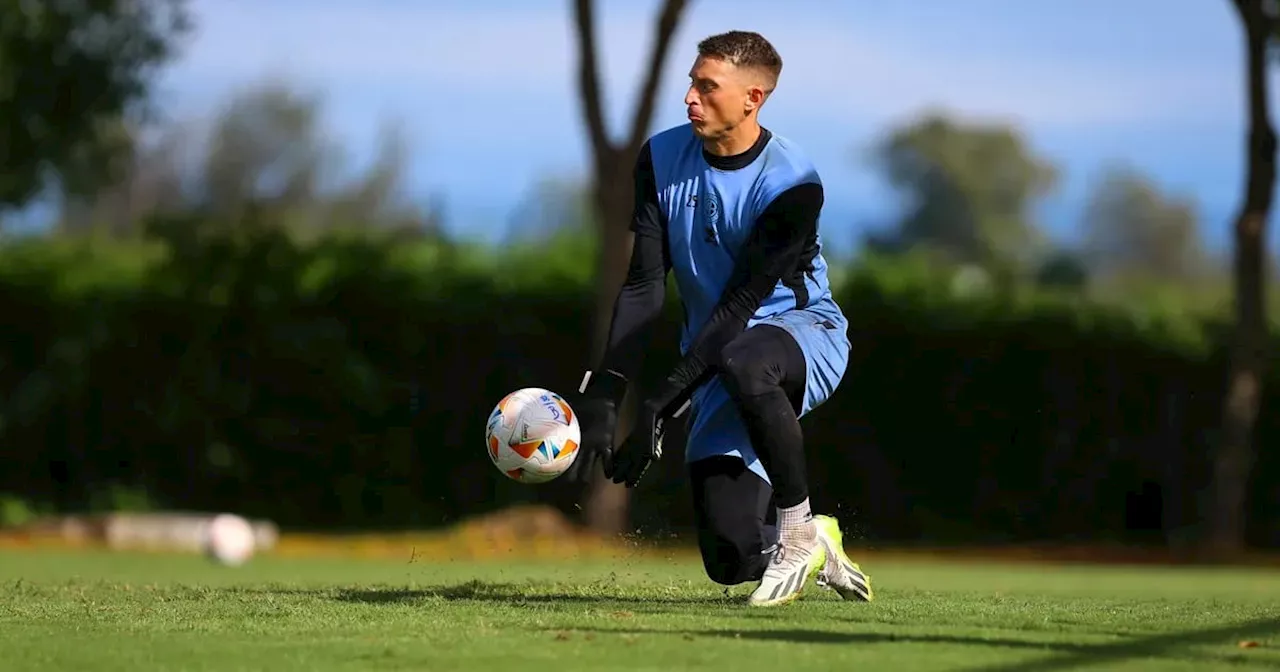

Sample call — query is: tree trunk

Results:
[588,162,637,364]
[582,168,637,535]
[571,0,690,537]
[1208,0,1277,558]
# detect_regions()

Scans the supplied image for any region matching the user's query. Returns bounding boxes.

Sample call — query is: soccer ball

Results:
[203,513,256,566]
[485,387,581,483]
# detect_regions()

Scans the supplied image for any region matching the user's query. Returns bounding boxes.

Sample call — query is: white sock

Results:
[778,498,815,544]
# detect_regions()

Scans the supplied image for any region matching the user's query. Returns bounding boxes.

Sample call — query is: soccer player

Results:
[568,30,872,607]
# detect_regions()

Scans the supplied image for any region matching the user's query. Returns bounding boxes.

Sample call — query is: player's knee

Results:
[702,560,751,586]
[696,528,761,586]
[719,337,777,399]
[695,509,767,585]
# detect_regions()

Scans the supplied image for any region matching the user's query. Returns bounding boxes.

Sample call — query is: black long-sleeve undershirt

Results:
[592,142,824,418]
[649,180,823,417]
[593,142,670,399]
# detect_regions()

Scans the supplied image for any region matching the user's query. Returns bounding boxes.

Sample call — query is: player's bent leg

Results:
[689,455,776,585]
[719,325,826,607]
[722,310,873,605]
[719,325,810,508]
[766,308,872,602]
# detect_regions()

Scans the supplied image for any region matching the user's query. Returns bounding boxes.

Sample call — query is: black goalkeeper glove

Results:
[605,373,696,488]
[564,368,628,483]
[605,398,666,488]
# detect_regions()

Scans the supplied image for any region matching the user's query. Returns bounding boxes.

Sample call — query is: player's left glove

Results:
[564,369,627,484]
[606,398,665,488]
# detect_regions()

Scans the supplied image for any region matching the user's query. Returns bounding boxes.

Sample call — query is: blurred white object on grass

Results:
[203,513,257,566]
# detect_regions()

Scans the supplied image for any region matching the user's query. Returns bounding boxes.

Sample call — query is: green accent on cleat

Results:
[814,514,874,602]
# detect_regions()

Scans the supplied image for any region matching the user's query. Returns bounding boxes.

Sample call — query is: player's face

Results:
[684,56,765,140]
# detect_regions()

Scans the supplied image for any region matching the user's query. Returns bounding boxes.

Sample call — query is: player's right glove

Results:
[604,365,696,488]
[564,368,628,483]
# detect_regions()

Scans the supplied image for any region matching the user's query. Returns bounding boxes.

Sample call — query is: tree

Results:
[570,0,691,536]
[0,0,190,210]
[1207,0,1280,557]
[199,83,336,219]
[1034,250,1090,290]
[503,177,595,244]
[60,80,442,238]
[868,112,1058,275]
[1080,165,1208,286]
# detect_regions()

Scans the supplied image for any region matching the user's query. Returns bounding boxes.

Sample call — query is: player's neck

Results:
[702,120,762,158]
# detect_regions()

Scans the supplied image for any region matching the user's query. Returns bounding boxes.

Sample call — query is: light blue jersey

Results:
[647,124,851,482]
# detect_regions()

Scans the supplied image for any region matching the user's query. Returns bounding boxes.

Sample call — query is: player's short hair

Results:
[697,31,783,92]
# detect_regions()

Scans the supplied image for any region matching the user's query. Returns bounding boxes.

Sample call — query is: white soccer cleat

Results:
[747,526,826,607]
[813,514,873,602]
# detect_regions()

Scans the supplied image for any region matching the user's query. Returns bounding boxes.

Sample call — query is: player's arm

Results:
[579,141,672,404]
[646,180,822,418]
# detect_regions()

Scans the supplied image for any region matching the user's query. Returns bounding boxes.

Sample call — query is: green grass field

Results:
[2,547,1279,671]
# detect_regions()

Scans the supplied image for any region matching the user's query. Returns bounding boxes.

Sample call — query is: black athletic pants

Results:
[689,323,808,586]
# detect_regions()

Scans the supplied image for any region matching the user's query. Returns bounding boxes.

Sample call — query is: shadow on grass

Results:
[327,580,738,608]
[260,580,1279,667]
[949,615,1280,672]
[566,616,1280,670]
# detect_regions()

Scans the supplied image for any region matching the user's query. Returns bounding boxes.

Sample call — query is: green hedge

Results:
[1,224,1277,548]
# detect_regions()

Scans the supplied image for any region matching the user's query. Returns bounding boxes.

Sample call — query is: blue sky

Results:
[98,1,1280,255]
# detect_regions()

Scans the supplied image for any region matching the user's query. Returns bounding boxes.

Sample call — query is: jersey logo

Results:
[705,191,720,226]
[701,189,721,246]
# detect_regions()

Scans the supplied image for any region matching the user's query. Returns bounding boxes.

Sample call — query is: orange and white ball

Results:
[485,387,581,483]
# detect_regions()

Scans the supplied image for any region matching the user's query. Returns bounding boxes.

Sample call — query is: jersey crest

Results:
[700,187,721,245]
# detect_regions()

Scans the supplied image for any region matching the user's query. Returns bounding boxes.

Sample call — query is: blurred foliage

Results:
[1080,165,1212,289]
[863,112,1058,275]
[1,224,1279,550]
[56,80,445,240]
[0,0,191,208]
[858,112,1230,315]
[504,178,596,244]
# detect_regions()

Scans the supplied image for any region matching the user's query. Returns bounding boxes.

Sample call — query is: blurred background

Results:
[2,0,1279,559]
